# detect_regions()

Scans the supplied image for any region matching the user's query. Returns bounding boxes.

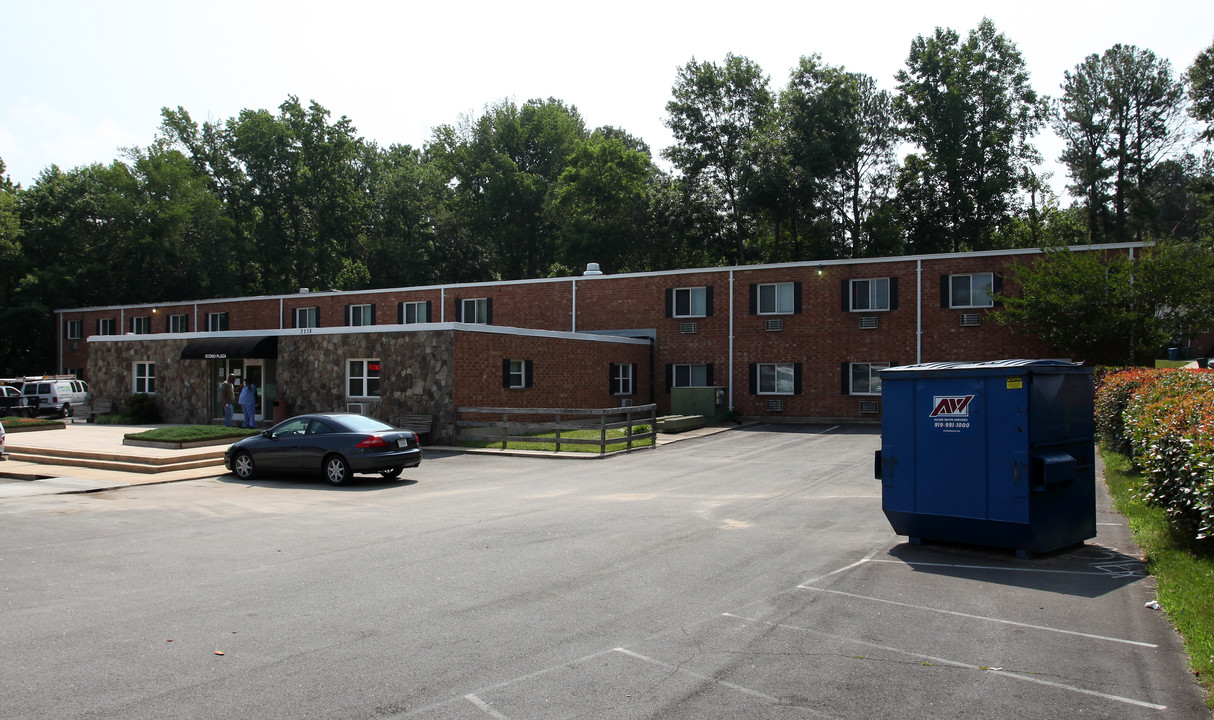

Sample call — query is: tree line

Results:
[1,19,1212,375]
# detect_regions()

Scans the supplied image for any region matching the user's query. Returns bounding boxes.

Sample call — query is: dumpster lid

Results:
[881,359,1083,374]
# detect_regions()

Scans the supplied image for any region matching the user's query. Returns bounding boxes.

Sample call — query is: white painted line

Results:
[796,586,1157,648]
[722,614,1167,711]
[864,557,1146,578]
[465,694,510,719]
[614,648,821,712]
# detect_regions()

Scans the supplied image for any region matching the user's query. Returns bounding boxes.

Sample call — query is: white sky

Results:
[3,0,1212,201]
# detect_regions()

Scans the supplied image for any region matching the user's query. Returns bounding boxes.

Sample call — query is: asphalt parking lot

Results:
[0,423,1207,719]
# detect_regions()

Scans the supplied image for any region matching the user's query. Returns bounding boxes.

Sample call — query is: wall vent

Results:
[858,316,879,330]
[765,399,784,412]
[765,318,784,332]
[859,400,879,414]
[960,313,981,327]
[619,398,633,407]
[346,402,366,415]
[680,322,697,334]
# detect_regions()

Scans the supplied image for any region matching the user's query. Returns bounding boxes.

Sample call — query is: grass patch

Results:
[1,416,63,428]
[461,428,654,453]
[1102,448,1214,707]
[124,426,261,443]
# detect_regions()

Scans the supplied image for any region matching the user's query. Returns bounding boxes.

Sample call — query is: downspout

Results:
[728,270,735,413]
[916,260,923,364]
[278,298,284,329]
[194,303,198,333]
[571,279,577,333]
[441,287,446,322]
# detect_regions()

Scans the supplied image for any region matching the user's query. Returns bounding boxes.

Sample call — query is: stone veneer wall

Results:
[276,330,456,442]
[86,339,213,424]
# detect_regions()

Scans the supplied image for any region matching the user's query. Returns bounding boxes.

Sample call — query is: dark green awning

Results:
[180,336,278,360]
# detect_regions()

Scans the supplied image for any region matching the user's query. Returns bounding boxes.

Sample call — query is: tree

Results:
[664,54,774,264]
[993,241,1214,365]
[894,19,1046,253]
[1054,53,1114,241]
[1186,40,1214,141]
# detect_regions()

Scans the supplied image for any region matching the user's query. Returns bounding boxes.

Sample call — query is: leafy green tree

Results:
[664,54,774,264]
[1185,40,1214,141]
[1054,53,1114,241]
[993,241,1214,365]
[894,19,1046,253]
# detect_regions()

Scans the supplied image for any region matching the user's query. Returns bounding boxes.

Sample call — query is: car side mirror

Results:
[262,430,273,439]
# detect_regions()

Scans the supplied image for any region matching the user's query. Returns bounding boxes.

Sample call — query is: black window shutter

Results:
[502,359,510,388]
[397,302,404,324]
[705,286,714,317]
[312,306,320,326]
[794,363,803,395]
[220,313,228,330]
[289,309,296,329]
[794,281,803,314]
[525,359,533,388]
[164,315,170,333]
[749,284,757,314]
[96,319,101,334]
[841,279,851,312]
[890,277,899,311]
[630,364,637,394]
[749,364,758,394]
[993,273,1004,307]
[486,298,493,324]
[940,275,950,308]
[609,364,618,395]
[841,363,851,395]
[455,299,463,322]
[706,364,714,386]
[344,305,351,325]
[424,300,432,322]
[665,289,673,318]
[665,364,673,393]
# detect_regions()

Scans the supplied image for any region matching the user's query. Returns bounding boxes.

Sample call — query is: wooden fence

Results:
[455,404,658,454]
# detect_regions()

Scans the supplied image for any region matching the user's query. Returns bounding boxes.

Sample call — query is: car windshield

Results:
[337,415,394,433]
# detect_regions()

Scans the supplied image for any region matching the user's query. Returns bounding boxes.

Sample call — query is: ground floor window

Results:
[503,359,532,389]
[347,359,381,398]
[756,363,796,394]
[611,363,635,395]
[134,362,156,394]
[849,362,889,395]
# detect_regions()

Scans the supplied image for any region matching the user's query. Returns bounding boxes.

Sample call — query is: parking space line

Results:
[796,586,1157,648]
[722,613,1168,711]
[466,694,511,719]
[865,557,1147,578]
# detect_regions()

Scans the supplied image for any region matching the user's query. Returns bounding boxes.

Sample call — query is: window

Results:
[752,282,800,315]
[168,314,189,333]
[948,273,994,308]
[399,301,430,324]
[97,318,117,336]
[610,363,635,396]
[459,298,490,324]
[294,307,319,328]
[849,278,891,312]
[755,363,797,394]
[670,364,710,388]
[849,362,890,396]
[347,359,381,398]
[133,362,156,394]
[206,312,229,331]
[65,320,82,340]
[502,359,533,389]
[131,316,151,334]
[346,304,374,327]
[668,287,709,318]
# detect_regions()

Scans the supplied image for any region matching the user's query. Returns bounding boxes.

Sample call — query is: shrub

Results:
[123,394,163,424]
[1094,368,1158,455]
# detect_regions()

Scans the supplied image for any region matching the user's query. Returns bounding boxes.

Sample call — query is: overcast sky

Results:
[3,0,1212,199]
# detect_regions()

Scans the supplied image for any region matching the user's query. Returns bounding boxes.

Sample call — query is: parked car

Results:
[224,413,422,486]
[21,377,89,418]
[0,385,37,418]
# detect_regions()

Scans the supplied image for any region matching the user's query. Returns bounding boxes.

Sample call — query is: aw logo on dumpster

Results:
[930,395,975,417]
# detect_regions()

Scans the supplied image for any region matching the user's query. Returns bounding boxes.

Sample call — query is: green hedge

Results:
[1096,368,1214,543]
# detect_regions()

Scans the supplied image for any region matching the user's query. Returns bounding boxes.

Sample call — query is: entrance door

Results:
[243,361,264,424]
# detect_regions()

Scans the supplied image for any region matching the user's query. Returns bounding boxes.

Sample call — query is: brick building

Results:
[55,243,1142,440]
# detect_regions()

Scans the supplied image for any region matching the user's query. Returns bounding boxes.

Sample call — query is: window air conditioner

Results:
[765,318,784,332]
[859,400,879,414]
[346,402,366,415]
[619,398,633,407]
[960,313,981,327]
[765,399,784,412]
[680,322,697,334]
[858,316,879,330]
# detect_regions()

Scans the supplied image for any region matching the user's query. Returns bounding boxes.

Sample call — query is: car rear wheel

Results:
[379,467,403,479]
[324,454,351,486]
[231,450,256,480]
[60,403,70,418]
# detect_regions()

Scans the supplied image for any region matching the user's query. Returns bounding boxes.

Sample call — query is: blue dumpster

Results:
[876,360,1096,556]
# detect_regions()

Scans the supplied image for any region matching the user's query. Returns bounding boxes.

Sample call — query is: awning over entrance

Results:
[180,336,278,360]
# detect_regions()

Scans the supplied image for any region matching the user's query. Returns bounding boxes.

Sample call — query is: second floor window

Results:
[206,312,229,331]
[294,307,319,328]
[131,316,151,335]
[669,287,709,318]
[850,278,891,311]
[755,282,798,314]
[65,320,82,340]
[459,298,490,324]
[168,314,189,333]
[948,273,995,308]
[97,318,117,336]
[399,301,430,324]
[346,304,374,327]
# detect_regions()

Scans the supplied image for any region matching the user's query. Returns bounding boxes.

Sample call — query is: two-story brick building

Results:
[54,243,1143,441]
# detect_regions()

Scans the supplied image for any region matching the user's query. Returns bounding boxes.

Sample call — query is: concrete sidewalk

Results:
[0,421,740,498]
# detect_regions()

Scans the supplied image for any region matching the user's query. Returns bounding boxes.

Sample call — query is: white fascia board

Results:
[87,323,649,346]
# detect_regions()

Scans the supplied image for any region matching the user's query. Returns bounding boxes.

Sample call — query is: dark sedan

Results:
[224,413,421,485]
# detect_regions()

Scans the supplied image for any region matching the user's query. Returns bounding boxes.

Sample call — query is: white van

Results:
[22,377,90,418]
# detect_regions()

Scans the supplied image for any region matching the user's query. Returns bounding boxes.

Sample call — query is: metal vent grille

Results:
[765,399,784,412]
[765,318,784,332]
[346,403,366,415]
[960,313,981,327]
[619,398,633,407]
[859,400,879,414]
[858,316,879,330]
[680,322,697,334]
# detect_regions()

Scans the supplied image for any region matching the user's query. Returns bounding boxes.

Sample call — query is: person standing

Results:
[220,374,236,427]
[0,418,6,460]
[239,380,257,429]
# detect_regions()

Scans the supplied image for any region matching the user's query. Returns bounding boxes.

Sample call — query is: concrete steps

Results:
[5,446,226,474]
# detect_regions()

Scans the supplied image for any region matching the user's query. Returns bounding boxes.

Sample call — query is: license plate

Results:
[397,438,409,448]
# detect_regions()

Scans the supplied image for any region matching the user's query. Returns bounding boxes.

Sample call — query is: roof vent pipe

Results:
[583,263,603,276]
